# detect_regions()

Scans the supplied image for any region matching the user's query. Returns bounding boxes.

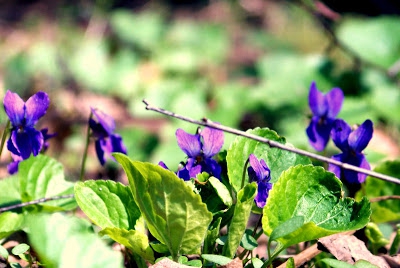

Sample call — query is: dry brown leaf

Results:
[318,234,390,267]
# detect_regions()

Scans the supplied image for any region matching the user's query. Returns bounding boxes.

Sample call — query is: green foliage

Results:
[222,183,257,258]
[336,16,400,69]
[114,154,213,260]
[227,127,311,193]
[18,155,76,211]
[365,222,390,253]
[263,165,371,249]
[0,212,24,240]
[26,213,123,268]
[358,160,400,223]
[74,180,140,230]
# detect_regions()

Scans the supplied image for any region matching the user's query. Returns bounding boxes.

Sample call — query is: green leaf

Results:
[364,223,389,250]
[321,258,354,268]
[203,218,222,254]
[201,254,232,265]
[251,258,264,268]
[74,180,140,230]
[269,216,305,242]
[389,224,400,255]
[11,244,29,255]
[26,213,123,268]
[208,177,233,207]
[227,127,311,193]
[0,245,9,260]
[0,212,24,240]
[222,183,257,258]
[0,175,20,207]
[354,260,379,268]
[240,229,258,250]
[99,227,154,262]
[286,257,295,268]
[336,16,400,69]
[357,160,400,223]
[114,154,213,260]
[18,155,76,211]
[263,165,371,248]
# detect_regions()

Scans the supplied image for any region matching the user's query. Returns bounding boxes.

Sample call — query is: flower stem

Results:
[0,120,10,159]
[143,99,400,185]
[79,111,93,181]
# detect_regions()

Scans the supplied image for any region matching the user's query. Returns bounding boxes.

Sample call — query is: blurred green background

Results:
[1,0,399,180]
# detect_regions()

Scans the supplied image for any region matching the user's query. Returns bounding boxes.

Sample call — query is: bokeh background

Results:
[1,0,400,180]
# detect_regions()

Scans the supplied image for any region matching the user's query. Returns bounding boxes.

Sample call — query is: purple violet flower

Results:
[306,82,344,151]
[3,90,50,161]
[158,161,190,181]
[89,108,127,165]
[328,119,373,184]
[247,154,272,208]
[176,126,224,179]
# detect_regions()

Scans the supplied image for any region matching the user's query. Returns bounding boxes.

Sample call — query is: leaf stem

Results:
[0,120,10,159]
[80,111,93,181]
[142,99,400,185]
[0,194,75,213]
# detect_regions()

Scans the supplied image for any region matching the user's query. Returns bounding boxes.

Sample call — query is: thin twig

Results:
[142,99,400,185]
[0,194,75,213]
[370,195,400,203]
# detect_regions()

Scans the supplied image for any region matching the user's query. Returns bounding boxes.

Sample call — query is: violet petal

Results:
[348,119,373,153]
[176,129,201,158]
[25,92,50,127]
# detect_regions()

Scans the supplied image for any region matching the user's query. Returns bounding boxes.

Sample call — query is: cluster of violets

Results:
[2,90,127,174]
[306,81,373,184]
[160,126,272,208]
[2,80,374,208]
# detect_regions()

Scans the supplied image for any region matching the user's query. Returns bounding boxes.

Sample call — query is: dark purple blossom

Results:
[328,119,373,184]
[158,161,190,181]
[176,126,224,179]
[4,90,50,161]
[306,82,344,151]
[247,154,272,208]
[89,108,127,165]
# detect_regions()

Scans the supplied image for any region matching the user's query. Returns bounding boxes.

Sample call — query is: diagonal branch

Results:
[0,194,75,213]
[142,99,400,185]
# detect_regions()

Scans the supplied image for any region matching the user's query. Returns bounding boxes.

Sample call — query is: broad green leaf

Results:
[227,127,311,193]
[74,180,140,230]
[364,223,389,251]
[222,183,257,258]
[269,216,305,242]
[11,244,29,255]
[356,160,400,223]
[0,212,24,239]
[18,155,76,211]
[26,213,123,268]
[263,165,371,248]
[114,154,213,260]
[0,175,20,207]
[201,254,232,265]
[99,227,154,262]
[286,257,295,268]
[336,16,400,69]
